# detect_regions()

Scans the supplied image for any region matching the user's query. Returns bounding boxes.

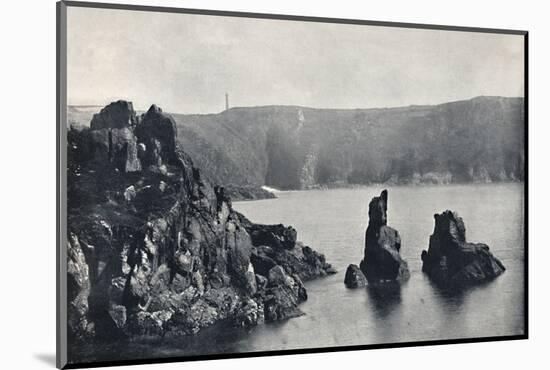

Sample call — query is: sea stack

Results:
[354,190,410,284]
[421,210,505,287]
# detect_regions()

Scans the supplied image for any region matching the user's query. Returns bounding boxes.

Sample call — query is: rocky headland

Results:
[421,210,505,287]
[66,101,335,351]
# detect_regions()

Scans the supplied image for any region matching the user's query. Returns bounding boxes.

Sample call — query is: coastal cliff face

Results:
[66,101,335,352]
[69,97,524,191]
[171,96,524,189]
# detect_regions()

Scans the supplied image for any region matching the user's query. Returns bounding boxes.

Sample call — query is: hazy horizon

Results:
[68,94,525,116]
[67,7,525,114]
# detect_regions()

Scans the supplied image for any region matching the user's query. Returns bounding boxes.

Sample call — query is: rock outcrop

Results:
[66,101,335,352]
[238,213,337,282]
[90,100,137,130]
[358,190,410,283]
[344,264,367,288]
[421,210,505,287]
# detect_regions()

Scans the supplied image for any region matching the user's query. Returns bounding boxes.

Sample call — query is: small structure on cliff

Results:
[421,210,505,287]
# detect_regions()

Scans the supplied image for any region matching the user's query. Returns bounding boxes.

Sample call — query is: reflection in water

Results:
[74,184,525,363]
[426,276,502,316]
[425,278,467,314]
[366,282,402,319]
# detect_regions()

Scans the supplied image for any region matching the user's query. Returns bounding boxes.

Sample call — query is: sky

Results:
[67,6,525,114]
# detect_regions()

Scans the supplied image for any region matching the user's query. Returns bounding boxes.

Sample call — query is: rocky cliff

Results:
[172,97,524,189]
[69,97,524,191]
[66,101,335,357]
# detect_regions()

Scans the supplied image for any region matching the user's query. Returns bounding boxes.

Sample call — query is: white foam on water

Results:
[261,185,281,193]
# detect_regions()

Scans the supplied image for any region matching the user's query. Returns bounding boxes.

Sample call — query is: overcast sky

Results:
[67,6,524,114]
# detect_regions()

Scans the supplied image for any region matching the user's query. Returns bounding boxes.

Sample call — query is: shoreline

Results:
[235,180,525,198]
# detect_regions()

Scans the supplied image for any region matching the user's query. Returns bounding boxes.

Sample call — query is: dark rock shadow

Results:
[366,281,403,319]
[34,353,56,367]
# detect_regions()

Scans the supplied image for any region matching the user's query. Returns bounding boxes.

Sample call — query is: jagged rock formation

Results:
[238,213,336,281]
[358,190,410,283]
[66,101,335,351]
[421,210,505,287]
[344,264,367,288]
[90,100,137,130]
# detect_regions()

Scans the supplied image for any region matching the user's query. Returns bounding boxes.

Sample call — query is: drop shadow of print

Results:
[34,353,56,367]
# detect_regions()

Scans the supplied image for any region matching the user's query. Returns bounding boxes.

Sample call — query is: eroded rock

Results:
[421,210,505,287]
[344,264,367,288]
[359,190,410,283]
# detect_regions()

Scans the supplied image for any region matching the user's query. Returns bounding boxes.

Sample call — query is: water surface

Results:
[76,183,525,362]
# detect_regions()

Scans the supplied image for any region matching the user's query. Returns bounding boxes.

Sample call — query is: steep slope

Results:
[66,101,335,363]
[172,96,524,189]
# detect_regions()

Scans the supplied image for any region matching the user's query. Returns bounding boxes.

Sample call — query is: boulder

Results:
[344,264,367,288]
[421,210,505,287]
[359,190,410,283]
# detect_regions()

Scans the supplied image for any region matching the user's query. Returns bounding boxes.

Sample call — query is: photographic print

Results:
[57,1,527,368]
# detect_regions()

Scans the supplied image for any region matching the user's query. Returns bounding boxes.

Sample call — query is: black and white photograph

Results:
[57,1,526,368]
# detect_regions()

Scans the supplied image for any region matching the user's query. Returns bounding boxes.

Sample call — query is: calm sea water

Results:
[75,183,525,363]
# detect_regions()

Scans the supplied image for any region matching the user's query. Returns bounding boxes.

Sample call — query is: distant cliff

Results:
[69,96,524,190]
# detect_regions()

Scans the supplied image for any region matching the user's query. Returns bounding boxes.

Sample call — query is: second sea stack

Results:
[359,190,410,283]
[421,210,505,287]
